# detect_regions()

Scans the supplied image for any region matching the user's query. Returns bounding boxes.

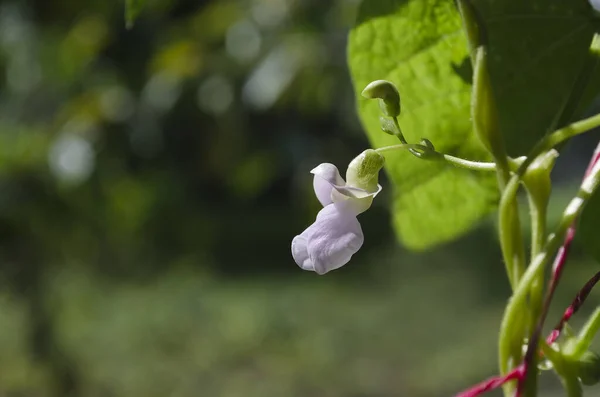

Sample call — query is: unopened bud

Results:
[523,149,559,210]
[362,80,401,117]
[346,149,385,193]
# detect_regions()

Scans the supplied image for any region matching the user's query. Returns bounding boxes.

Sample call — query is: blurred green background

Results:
[0,0,599,396]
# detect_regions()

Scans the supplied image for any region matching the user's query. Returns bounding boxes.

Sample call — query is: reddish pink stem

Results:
[541,226,576,353]
[516,224,577,395]
[458,269,600,397]
[456,143,600,397]
[517,143,600,396]
[549,270,600,343]
[544,146,600,345]
[455,365,524,397]
[516,144,600,395]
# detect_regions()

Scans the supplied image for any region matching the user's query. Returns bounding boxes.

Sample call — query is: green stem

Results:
[563,374,583,397]
[374,144,413,154]
[503,113,600,196]
[566,308,600,359]
[375,144,498,172]
[526,186,548,341]
[527,196,547,262]
[436,153,495,171]
[497,110,600,292]
[545,112,600,149]
[499,199,526,291]
[392,117,408,144]
[497,111,600,293]
[540,343,583,397]
[521,182,552,397]
[499,158,600,389]
[558,362,584,397]
[540,340,561,365]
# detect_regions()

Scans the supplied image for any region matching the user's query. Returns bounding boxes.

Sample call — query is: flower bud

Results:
[345,149,385,193]
[361,80,401,117]
[577,351,600,385]
[522,149,558,210]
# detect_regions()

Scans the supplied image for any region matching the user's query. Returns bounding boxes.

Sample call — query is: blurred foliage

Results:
[125,0,147,28]
[0,0,598,396]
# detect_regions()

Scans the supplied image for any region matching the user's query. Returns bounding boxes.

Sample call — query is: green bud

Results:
[362,80,401,117]
[522,150,558,210]
[577,351,600,386]
[346,149,385,192]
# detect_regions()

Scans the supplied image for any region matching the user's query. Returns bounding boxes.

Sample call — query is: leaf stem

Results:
[563,374,583,397]
[391,117,408,144]
[538,343,582,397]
[375,144,497,172]
[528,194,546,324]
[494,108,600,293]
[518,190,546,397]
[527,196,547,263]
[545,112,600,149]
[500,112,600,202]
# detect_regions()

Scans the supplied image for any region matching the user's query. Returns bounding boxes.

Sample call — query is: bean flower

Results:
[291,149,385,274]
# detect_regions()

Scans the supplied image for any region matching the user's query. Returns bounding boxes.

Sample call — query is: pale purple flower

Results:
[291,162,382,275]
[592,0,600,11]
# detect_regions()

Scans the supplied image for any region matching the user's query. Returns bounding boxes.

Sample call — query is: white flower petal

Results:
[591,0,600,11]
[306,204,364,275]
[310,163,345,207]
[293,160,381,273]
[331,183,383,215]
[291,228,314,271]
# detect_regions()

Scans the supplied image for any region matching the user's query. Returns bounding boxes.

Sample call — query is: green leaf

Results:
[125,0,146,29]
[348,0,497,249]
[571,34,600,123]
[476,0,599,155]
[348,0,599,250]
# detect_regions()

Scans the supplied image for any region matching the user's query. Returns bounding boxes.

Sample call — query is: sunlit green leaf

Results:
[348,0,497,250]
[348,0,599,250]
